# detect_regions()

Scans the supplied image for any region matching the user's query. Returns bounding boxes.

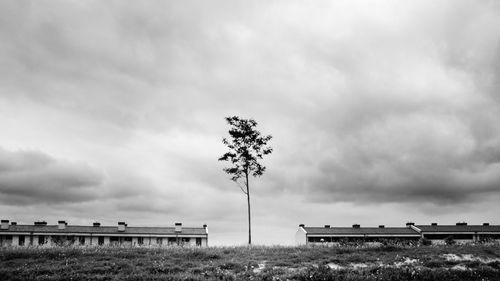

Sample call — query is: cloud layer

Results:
[0,148,103,204]
[1,0,500,244]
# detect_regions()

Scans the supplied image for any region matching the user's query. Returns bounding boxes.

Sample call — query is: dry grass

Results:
[0,244,499,280]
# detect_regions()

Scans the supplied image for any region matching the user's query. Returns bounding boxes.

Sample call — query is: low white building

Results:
[413,222,500,244]
[0,220,208,247]
[296,224,421,245]
[296,222,500,245]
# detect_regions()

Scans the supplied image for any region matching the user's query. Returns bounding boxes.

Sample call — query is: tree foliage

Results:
[219,116,273,190]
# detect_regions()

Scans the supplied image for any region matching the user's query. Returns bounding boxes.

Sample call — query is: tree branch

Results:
[236,179,248,195]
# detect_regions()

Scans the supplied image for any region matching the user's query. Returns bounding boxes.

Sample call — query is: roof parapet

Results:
[456,222,467,226]
[409,224,422,233]
[483,223,490,226]
[352,224,360,228]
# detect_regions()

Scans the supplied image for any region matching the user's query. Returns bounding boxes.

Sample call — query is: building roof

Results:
[303,227,420,236]
[415,225,500,233]
[0,224,207,236]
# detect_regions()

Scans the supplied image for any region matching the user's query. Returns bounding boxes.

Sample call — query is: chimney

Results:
[406,222,415,226]
[431,223,438,226]
[93,222,101,227]
[379,225,385,228]
[1,219,9,230]
[299,224,305,228]
[456,222,467,226]
[203,224,208,234]
[175,222,182,233]
[34,221,47,226]
[352,224,360,228]
[118,222,126,232]
[58,220,66,230]
[483,223,490,226]
[324,225,330,228]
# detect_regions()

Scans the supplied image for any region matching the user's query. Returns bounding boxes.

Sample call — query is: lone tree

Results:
[219,116,273,245]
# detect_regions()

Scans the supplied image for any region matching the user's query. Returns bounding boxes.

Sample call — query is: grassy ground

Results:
[1,244,499,280]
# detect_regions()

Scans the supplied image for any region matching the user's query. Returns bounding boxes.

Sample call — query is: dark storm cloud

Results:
[0,147,103,204]
[282,108,500,204]
[0,147,154,206]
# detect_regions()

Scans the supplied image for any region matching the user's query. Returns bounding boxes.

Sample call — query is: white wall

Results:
[12,235,19,246]
[295,227,307,245]
[1,234,209,247]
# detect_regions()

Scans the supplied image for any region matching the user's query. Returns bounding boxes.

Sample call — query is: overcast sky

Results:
[1,0,500,245]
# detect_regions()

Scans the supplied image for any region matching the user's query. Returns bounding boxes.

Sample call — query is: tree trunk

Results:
[246,171,251,245]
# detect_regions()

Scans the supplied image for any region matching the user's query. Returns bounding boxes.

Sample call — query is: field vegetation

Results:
[1,244,500,280]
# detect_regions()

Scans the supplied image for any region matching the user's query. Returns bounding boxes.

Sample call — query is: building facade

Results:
[413,223,500,244]
[296,222,500,245]
[0,220,208,247]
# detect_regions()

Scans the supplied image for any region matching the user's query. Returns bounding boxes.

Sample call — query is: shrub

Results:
[419,238,432,246]
[445,236,456,245]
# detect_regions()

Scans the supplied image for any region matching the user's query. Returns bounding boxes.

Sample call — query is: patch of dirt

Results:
[394,257,419,268]
[451,264,469,271]
[327,263,344,270]
[443,254,500,263]
[252,262,266,273]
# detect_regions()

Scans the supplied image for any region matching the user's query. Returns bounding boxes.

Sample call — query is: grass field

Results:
[1,244,500,280]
